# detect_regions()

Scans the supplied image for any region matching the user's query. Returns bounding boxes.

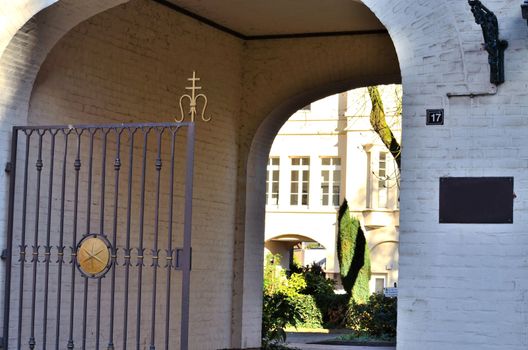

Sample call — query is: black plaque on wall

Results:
[426,109,444,125]
[439,177,514,223]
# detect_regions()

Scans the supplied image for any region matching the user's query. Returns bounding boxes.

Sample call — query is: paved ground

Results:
[285,332,396,350]
[286,332,341,344]
[287,344,395,350]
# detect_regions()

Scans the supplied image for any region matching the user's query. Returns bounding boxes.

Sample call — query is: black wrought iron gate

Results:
[3,122,194,350]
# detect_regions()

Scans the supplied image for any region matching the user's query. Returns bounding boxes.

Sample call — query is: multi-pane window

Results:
[290,157,310,206]
[378,152,388,208]
[266,157,280,205]
[321,157,341,206]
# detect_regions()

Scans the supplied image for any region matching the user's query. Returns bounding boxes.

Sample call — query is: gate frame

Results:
[3,128,18,349]
[2,122,195,350]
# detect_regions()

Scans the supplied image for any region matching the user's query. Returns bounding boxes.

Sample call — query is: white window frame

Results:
[369,273,387,295]
[290,157,310,206]
[266,157,280,206]
[366,151,372,208]
[320,157,341,207]
[378,152,388,208]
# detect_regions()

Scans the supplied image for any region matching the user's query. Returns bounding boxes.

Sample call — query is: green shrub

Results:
[280,272,306,295]
[263,253,351,343]
[263,254,303,347]
[264,253,289,295]
[301,263,334,297]
[317,293,349,327]
[346,293,397,338]
[262,292,303,347]
[262,255,324,346]
[278,272,323,329]
[289,294,323,328]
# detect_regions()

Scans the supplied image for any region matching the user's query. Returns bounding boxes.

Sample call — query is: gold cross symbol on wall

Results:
[176,71,211,123]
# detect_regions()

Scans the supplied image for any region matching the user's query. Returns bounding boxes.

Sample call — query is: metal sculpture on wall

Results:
[176,71,211,123]
[522,1,528,26]
[468,0,508,85]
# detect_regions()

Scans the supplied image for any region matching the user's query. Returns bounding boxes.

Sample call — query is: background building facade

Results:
[264,86,401,294]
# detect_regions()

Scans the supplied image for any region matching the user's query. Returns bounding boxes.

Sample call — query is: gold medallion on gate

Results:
[76,234,112,278]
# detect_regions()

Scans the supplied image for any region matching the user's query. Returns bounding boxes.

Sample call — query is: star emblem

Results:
[77,236,110,277]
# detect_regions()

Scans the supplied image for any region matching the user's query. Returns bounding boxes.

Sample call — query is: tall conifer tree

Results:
[337,200,371,303]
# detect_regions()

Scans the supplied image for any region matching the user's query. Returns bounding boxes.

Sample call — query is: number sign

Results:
[426,109,444,125]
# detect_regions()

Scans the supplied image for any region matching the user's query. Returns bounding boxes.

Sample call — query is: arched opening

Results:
[370,239,400,293]
[258,85,401,346]
[265,234,327,272]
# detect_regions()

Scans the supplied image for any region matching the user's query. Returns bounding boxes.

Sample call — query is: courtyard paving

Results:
[286,332,396,350]
[287,344,395,350]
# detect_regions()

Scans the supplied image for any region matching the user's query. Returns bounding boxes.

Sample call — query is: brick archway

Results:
[0,1,488,349]
[0,0,127,126]
[240,0,472,348]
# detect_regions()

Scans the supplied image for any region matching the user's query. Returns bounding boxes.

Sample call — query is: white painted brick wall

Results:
[0,0,56,57]
[363,1,528,349]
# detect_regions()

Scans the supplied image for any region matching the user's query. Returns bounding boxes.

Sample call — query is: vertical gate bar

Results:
[122,128,135,350]
[3,128,19,350]
[149,130,163,350]
[29,131,45,349]
[136,129,149,350]
[16,131,31,350]
[55,131,69,350]
[82,130,96,350]
[67,130,83,349]
[164,129,177,350]
[95,130,109,350]
[180,123,195,350]
[108,129,122,350]
[43,131,57,349]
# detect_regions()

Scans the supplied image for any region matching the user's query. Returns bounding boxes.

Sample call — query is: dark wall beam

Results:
[152,0,246,39]
[153,0,388,41]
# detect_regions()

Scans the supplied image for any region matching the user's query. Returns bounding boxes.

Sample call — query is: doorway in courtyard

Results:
[3,123,194,350]
[262,86,400,344]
